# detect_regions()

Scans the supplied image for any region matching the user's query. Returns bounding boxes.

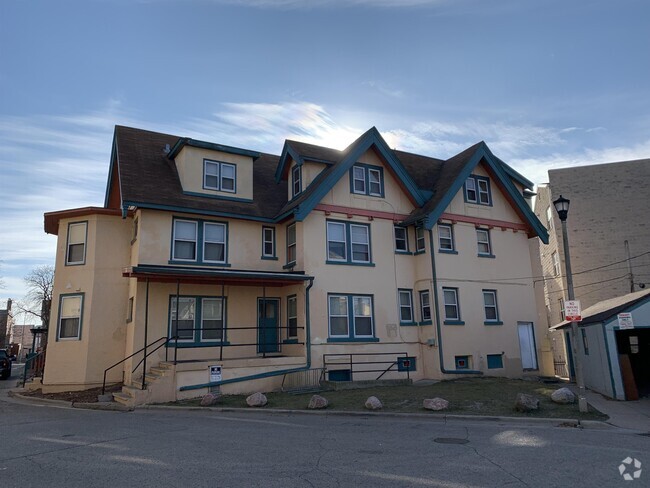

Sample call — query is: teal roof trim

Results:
[293,127,427,221]
[168,137,261,161]
[122,200,276,223]
[103,129,119,208]
[275,142,304,183]
[493,154,534,189]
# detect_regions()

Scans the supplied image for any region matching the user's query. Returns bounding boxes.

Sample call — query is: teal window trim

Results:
[56,292,85,341]
[415,226,426,253]
[262,226,277,260]
[439,249,458,255]
[482,289,500,323]
[292,164,302,198]
[455,355,470,369]
[282,339,299,344]
[438,223,455,253]
[286,222,297,266]
[463,174,492,206]
[484,321,503,326]
[442,287,461,322]
[326,219,373,265]
[476,227,493,257]
[487,354,504,369]
[419,290,432,323]
[287,294,298,339]
[349,163,385,197]
[444,320,465,326]
[171,217,229,266]
[203,159,237,194]
[394,225,409,253]
[327,293,376,341]
[418,320,433,326]
[398,289,414,324]
[65,220,88,266]
[168,294,228,345]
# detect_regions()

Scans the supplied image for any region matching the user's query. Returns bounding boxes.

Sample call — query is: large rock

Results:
[246,392,268,407]
[551,387,576,404]
[365,396,383,410]
[308,394,329,409]
[514,393,540,412]
[200,393,221,407]
[423,397,449,411]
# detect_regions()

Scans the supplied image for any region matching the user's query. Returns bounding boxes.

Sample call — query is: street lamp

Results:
[553,195,588,413]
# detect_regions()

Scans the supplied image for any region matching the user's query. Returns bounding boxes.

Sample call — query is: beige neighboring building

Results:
[41,125,550,405]
[531,159,650,379]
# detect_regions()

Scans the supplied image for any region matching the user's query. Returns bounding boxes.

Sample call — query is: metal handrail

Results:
[323,352,411,381]
[101,336,171,395]
[22,350,46,387]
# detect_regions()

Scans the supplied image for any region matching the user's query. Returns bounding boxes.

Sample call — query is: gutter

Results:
[428,229,482,375]
[180,277,315,391]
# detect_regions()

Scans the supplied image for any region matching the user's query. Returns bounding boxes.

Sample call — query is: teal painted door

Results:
[258,298,280,353]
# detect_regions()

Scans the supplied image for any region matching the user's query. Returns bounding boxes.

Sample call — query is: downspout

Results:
[428,229,482,375]
[180,277,314,391]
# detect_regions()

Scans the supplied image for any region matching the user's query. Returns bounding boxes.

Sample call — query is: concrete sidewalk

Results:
[580,389,650,432]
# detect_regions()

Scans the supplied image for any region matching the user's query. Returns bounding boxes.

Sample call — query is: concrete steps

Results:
[112,361,176,407]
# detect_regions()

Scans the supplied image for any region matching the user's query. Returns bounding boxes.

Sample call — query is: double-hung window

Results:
[326,221,371,265]
[398,290,414,324]
[443,287,461,323]
[415,227,426,253]
[419,290,431,323]
[464,175,491,205]
[170,296,226,344]
[173,220,198,261]
[58,294,83,340]
[438,224,454,252]
[476,228,492,256]
[204,160,236,193]
[203,222,226,263]
[292,165,302,198]
[483,290,500,324]
[287,295,298,339]
[262,227,276,259]
[328,294,375,340]
[172,218,228,264]
[286,223,296,266]
[66,222,87,265]
[394,226,408,252]
[350,164,383,197]
[202,298,225,341]
[170,297,195,340]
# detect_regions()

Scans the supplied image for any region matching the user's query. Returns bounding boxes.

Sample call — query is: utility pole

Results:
[625,240,634,293]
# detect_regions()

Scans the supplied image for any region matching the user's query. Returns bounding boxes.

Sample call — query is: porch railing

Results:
[22,350,47,387]
[323,352,413,382]
[554,358,569,378]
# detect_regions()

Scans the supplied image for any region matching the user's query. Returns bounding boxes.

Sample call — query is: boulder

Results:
[551,387,576,404]
[200,393,221,407]
[308,394,329,409]
[365,396,383,410]
[514,393,540,412]
[423,397,449,411]
[246,392,268,407]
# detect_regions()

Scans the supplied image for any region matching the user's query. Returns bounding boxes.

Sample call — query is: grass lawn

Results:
[170,377,607,421]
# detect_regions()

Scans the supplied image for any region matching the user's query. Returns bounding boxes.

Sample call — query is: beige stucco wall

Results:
[174,146,254,200]
[287,160,329,201]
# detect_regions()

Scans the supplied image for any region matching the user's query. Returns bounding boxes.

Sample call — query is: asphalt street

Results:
[1,371,648,488]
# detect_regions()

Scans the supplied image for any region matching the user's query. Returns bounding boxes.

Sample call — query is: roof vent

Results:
[163,143,171,155]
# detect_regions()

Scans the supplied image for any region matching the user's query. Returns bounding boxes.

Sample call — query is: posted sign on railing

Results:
[565,300,581,322]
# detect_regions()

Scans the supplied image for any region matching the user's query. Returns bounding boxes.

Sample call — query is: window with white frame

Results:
[203,222,226,263]
[442,288,460,321]
[476,228,492,256]
[328,294,374,339]
[438,224,454,251]
[170,297,195,340]
[328,295,349,337]
[416,226,426,253]
[398,290,414,323]
[201,298,225,341]
[58,294,83,340]
[353,296,374,337]
[483,290,499,322]
[204,160,236,193]
[352,166,366,194]
[326,221,371,264]
[419,290,431,322]
[170,296,226,343]
[368,168,382,196]
[552,251,561,276]
[66,222,87,265]
[350,164,383,197]
[465,177,477,202]
[292,165,302,197]
[287,295,298,338]
[464,175,491,205]
[286,223,296,265]
[173,220,198,261]
[394,225,408,252]
[262,227,275,258]
[477,178,490,204]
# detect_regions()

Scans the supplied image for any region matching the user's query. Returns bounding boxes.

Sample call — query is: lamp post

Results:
[553,195,588,413]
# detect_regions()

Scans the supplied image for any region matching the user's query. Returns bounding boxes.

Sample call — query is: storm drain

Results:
[434,437,469,445]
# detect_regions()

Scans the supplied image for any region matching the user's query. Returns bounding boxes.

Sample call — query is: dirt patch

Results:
[21,384,122,403]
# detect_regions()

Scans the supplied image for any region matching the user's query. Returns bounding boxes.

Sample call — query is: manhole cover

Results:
[434,437,469,445]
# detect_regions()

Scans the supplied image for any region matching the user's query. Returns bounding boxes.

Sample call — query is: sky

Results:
[1,0,649,316]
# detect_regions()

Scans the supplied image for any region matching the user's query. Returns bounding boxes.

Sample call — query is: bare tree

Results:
[15,265,54,329]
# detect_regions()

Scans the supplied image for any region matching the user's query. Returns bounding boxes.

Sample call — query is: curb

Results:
[9,391,133,412]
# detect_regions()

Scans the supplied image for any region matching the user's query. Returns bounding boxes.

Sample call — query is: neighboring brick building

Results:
[0,299,13,349]
[531,159,650,377]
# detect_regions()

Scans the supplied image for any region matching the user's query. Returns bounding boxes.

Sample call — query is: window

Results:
[286,223,296,266]
[292,165,302,197]
[419,290,431,323]
[455,355,470,369]
[170,296,226,344]
[398,290,414,324]
[350,164,383,197]
[287,295,298,339]
[443,287,461,322]
[204,160,236,193]
[464,175,491,205]
[559,299,565,320]
[416,227,426,253]
[127,297,134,323]
[328,294,375,340]
[58,294,83,340]
[483,290,500,323]
[476,228,492,256]
[170,297,195,340]
[262,227,276,259]
[203,222,226,263]
[66,222,87,265]
[201,298,225,341]
[487,354,503,369]
[552,251,561,276]
[326,221,371,265]
[394,226,408,253]
[173,220,197,261]
[546,206,553,230]
[438,224,454,252]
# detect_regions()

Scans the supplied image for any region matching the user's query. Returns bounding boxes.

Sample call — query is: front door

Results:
[258,298,280,353]
[518,322,538,370]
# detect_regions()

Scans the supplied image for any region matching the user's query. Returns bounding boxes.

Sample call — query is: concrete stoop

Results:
[112,362,176,407]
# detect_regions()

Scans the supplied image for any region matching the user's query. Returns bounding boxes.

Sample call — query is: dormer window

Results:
[351,164,383,197]
[292,165,302,197]
[204,160,236,193]
[464,175,491,205]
